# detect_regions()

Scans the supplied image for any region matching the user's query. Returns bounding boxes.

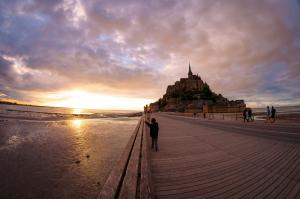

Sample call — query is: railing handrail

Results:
[97,116,152,199]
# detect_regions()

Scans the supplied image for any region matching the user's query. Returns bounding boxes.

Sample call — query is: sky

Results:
[0,0,300,110]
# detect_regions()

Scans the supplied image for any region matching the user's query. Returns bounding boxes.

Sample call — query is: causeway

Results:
[98,113,300,199]
[150,113,300,199]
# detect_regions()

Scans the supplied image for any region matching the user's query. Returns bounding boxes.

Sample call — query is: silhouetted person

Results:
[248,108,253,122]
[243,109,247,122]
[265,106,271,123]
[271,106,276,123]
[145,118,159,151]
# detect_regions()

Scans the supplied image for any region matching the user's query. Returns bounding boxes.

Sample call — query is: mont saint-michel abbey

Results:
[150,63,246,113]
[166,64,205,95]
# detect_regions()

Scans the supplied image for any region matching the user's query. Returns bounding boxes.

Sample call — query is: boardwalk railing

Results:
[97,116,153,199]
[162,112,244,120]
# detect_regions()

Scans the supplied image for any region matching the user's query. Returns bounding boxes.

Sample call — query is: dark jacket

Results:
[271,107,276,117]
[145,121,159,138]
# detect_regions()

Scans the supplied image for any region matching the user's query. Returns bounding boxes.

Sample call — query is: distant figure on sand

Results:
[243,109,247,122]
[266,106,271,123]
[271,106,276,123]
[145,118,159,152]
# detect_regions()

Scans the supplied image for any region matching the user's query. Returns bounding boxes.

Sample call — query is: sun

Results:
[73,108,82,114]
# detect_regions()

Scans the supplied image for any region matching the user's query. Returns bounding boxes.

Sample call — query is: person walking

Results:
[248,108,254,122]
[243,109,247,122]
[145,118,159,151]
[271,106,276,123]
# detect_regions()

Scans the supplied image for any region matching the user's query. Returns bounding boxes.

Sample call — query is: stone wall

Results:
[207,105,246,113]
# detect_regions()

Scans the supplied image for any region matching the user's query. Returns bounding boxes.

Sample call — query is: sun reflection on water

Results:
[72,119,82,128]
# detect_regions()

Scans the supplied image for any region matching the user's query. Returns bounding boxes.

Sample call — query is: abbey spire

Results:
[188,62,193,78]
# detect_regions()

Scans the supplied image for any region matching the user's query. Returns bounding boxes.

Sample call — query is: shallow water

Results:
[0,104,142,121]
[0,117,139,199]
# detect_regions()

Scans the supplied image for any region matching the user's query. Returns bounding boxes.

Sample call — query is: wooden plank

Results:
[275,179,299,199]
[230,149,299,198]
[286,182,300,199]
[155,163,260,195]
[153,142,287,185]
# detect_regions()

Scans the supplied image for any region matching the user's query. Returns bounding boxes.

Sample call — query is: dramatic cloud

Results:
[0,0,300,108]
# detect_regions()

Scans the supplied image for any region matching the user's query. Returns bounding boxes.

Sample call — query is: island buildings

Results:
[148,63,246,113]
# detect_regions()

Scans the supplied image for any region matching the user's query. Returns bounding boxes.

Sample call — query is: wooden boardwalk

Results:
[150,114,300,199]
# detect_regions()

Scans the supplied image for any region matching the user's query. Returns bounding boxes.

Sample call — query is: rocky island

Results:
[149,63,246,113]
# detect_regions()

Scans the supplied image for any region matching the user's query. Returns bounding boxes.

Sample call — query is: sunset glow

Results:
[73,108,82,114]
[0,0,300,108]
[46,90,152,110]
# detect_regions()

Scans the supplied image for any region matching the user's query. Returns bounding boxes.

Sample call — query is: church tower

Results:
[188,62,193,78]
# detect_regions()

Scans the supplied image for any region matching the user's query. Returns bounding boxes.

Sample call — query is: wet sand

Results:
[0,117,139,199]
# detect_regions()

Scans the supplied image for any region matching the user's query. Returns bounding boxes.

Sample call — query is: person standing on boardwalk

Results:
[271,106,276,123]
[243,109,247,122]
[145,118,159,151]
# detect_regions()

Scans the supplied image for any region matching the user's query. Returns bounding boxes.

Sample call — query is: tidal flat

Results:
[0,117,139,199]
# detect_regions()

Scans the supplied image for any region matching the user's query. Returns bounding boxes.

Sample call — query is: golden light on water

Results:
[72,119,82,128]
[71,119,84,139]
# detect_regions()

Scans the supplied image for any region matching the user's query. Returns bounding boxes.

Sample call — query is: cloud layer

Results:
[0,0,300,107]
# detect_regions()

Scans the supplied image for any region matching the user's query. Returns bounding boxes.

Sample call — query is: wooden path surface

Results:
[150,114,300,199]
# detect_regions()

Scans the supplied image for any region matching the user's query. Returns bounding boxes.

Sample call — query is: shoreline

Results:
[0,107,142,122]
[0,115,141,122]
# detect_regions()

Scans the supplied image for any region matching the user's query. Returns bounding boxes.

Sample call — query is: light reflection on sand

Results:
[2,135,24,150]
[7,135,20,145]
